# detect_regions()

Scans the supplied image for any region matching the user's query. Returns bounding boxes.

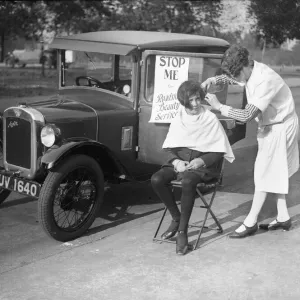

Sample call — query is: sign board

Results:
[149,55,190,123]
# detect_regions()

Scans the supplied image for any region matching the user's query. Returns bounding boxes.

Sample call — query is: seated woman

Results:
[151,80,235,255]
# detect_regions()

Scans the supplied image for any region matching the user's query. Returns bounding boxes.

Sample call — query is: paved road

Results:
[1,84,300,299]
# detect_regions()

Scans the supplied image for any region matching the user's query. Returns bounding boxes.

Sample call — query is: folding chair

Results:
[153,158,224,251]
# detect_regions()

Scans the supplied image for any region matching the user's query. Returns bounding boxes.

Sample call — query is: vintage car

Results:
[0,31,246,241]
[5,48,56,68]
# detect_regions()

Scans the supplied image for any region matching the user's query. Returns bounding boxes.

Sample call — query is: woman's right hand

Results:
[173,159,189,173]
[200,77,217,93]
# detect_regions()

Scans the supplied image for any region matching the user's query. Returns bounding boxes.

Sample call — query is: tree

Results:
[0,1,48,62]
[0,0,224,63]
[105,0,223,34]
[44,0,112,35]
[0,1,23,61]
[248,0,300,45]
[192,0,223,37]
[0,0,112,62]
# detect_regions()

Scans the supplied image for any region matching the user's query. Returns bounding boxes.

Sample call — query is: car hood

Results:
[31,96,98,140]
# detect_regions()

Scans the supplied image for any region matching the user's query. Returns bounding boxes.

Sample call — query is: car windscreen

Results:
[62,50,133,100]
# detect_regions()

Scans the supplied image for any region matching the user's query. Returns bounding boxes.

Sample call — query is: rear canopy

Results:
[50,31,229,55]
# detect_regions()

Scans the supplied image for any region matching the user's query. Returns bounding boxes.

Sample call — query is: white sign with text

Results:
[149,55,190,123]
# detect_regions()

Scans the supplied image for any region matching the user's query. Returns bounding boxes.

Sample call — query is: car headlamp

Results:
[41,124,60,147]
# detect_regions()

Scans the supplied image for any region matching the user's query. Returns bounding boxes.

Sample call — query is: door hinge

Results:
[135,146,139,152]
[140,60,144,67]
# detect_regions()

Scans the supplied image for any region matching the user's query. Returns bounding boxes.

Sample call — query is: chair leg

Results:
[199,191,223,232]
[193,203,211,250]
[193,187,223,250]
[153,186,181,243]
[153,206,168,241]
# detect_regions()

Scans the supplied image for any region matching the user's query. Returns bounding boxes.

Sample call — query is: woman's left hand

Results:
[186,158,205,170]
[200,77,217,93]
[205,93,222,110]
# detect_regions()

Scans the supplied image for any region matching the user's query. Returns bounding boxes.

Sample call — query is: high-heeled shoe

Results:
[229,223,258,239]
[259,218,292,231]
[161,220,179,240]
[176,231,188,255]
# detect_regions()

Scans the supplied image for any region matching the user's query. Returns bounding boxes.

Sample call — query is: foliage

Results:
[2,0,300,48]
[44,0,112,34]
[193,0,223,36]
[0,1,47,40]
[0,1,22,39]
[106,0,193,32]
[248,0,300,45]
[107,0,222,34]
[0,0,112,60]
[0,1,36,60]
[1,0,224,38]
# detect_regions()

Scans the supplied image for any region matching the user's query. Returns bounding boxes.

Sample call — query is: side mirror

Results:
[65,50,74,63]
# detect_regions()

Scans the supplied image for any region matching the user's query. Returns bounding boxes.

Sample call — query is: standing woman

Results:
[202,44,299,238]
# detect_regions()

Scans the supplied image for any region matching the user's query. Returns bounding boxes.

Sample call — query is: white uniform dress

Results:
[246,61,299,194]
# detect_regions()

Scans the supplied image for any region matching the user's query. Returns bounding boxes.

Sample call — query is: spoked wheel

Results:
[38,155,104,241]
[0,141,11,206]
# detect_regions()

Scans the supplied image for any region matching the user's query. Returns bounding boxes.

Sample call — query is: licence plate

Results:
[0,173,41,198]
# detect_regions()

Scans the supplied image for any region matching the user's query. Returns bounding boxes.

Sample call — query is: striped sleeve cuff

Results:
[227,104,259,123]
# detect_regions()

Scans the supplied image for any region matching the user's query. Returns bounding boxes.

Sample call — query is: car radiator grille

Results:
[5,117,31,169]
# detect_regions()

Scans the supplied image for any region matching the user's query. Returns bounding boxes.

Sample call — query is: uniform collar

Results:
[246,60,264,88]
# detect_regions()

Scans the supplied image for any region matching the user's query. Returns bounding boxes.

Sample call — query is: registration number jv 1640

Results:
[0,174,41,198]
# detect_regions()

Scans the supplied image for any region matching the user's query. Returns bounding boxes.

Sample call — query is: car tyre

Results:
[0,189,11,206]
[38,155,104,242]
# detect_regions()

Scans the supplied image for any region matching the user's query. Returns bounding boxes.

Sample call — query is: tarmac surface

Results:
[1,77,300,299]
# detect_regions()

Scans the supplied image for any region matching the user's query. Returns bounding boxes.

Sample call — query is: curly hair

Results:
[221,44,253,78]
[177,80,205,109]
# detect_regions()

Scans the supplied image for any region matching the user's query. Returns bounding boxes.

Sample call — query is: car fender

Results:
[41,140,128,177]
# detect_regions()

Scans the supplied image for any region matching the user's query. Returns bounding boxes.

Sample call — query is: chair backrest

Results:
[215,157,225,186]
[217,157,225,175]
[210,156,224,180]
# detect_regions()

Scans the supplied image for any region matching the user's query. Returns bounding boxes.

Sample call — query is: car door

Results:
[137,50,246,166]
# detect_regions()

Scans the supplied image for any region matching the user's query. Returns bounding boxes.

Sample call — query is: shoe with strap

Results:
[229,223,258,239]
[176,230,189,255]
[259,218,292,231]
[161,220,180,240]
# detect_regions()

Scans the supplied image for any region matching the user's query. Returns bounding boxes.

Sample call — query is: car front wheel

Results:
[38,155,104,242]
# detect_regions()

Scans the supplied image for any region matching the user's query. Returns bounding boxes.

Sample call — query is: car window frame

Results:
[57,50,135,103]
[140,50,224,107]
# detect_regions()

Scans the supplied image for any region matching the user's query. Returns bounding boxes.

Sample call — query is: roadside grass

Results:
[0,67,57,98]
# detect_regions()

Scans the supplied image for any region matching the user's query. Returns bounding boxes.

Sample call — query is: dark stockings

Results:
[151,167,205,232]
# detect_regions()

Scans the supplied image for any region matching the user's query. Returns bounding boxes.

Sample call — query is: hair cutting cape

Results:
[162,106,235,163]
